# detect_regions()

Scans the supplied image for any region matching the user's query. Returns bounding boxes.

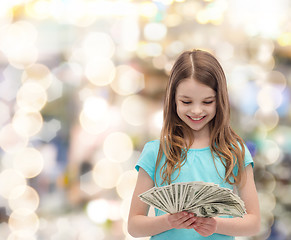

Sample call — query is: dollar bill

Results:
[138,181,246,218]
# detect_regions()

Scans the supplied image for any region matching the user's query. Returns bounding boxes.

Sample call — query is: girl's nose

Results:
[190,105,202,115]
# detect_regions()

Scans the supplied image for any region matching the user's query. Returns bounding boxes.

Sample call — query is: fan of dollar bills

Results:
[139,181,246,218]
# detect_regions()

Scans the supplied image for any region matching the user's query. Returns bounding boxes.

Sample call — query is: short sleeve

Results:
[244,144,254,168]
[135,140,160,181]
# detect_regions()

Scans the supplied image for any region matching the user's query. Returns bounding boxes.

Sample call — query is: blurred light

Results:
[121,95,148,126]
[38,119,61,142]
[6,45,38,69]
[277,32,291,47]
[25,0,51,20]
[138,2,158,18]
[0,101,10,126]
[12,110,43,137]
[0,124,28,153]
[46,75,63,102]
[152,54,168,70]
[257,85,282,112]
[86,199,109,224]
[84,1,136,17]
[82,32,115,60]
[79,111,109,135]
[155,0,174,5]
[79,96,109,135]
[85,58,116,86]
[0,21,37,52]
[0,169,26,199]
[7,233,37,240]
[166,41,185,57]
[255,109,279,131]
[137,42,163,58]
[257,171,276,193]
[0,5,13,25]
[116,170,138,199]
[266,71,287,92]
[8,186,39,212]
[92,159,123,189]
[120,198,131,221]
[196,2,226,25]
[144,23,167,41]
[164,13,182,27]
[103,132,133,163]
[21,63,53,90]
[258,192,276,212]
[262,140,281,165]
[80,171,102,196]
[111,65,145,95]
[13,147,44,178]
[215,42,234,61]
[9,209,39,238]
[83,96,107,119]
[152,109,163,131]
[111,16,140,52]
[0,21,38,69]
[64,0,97,27]
[16,82,47,112]
[269,126,291,154]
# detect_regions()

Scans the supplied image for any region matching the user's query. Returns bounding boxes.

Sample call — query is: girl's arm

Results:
[128,167,197,238]
[214,164,261,236]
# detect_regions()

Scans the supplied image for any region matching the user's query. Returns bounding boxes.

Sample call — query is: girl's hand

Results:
[192,217,217,237]
[167,212,197,229]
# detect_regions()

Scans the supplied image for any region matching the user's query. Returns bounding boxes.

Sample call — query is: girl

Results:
[128,49,260,239]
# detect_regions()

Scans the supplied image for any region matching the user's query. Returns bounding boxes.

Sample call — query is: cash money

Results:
[138,181,246,218]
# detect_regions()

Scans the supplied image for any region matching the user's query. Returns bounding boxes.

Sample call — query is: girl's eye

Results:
[181,101,191,104]
[203,101,214,105]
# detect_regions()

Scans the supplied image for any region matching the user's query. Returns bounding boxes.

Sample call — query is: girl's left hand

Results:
[192,217,217,237]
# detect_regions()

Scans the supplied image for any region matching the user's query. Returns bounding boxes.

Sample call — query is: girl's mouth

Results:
[187,115,206,122]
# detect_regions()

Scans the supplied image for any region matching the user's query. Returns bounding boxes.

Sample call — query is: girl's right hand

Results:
[167,212,197,229]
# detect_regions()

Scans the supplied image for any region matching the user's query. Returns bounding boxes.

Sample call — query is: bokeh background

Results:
[0,0,290,239]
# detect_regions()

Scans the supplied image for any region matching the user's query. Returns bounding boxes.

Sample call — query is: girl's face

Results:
[175,78,216,137]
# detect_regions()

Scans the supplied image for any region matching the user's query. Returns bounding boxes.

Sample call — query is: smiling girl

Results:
[128,49,260,239]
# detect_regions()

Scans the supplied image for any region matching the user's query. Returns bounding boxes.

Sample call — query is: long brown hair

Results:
[155,49,245,186]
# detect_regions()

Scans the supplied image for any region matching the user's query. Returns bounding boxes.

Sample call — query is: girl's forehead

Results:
[176,78,216,98]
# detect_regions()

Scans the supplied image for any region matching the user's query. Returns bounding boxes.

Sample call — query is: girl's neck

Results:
[189,128,211,149]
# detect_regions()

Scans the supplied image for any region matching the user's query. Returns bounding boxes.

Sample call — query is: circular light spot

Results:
[111,65,144,95]
[13,148,44,178]
[103,132,133,163]
[0,169,26,199]
[86,199,109,224]
[16,82,47,112]
[7,45,38,70]
[0,101,10,126]
[85,58,116,86]
[9,209,39,238]
[0,124,28,153]
[79,97,109,135]
[257,85,282,112]
[144,22,167,41]
[21,63,53,90]
[254,109,279,131]
[92,159,122,189]
[8,186,39,212]
[262,140,281,165]
[121,95,148,126]
[116,170,138,199]
[12,110,43,137]
[82,32,115,60]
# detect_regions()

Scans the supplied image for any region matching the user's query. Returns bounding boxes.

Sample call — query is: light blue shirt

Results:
[135,140,254,240]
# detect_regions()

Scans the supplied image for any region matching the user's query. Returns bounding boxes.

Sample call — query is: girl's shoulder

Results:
[142,139,160,152]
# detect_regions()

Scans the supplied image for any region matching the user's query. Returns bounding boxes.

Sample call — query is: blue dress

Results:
[135,140,254,240]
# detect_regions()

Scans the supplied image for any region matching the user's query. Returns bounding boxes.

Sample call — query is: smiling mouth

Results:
[188,116,206,121]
